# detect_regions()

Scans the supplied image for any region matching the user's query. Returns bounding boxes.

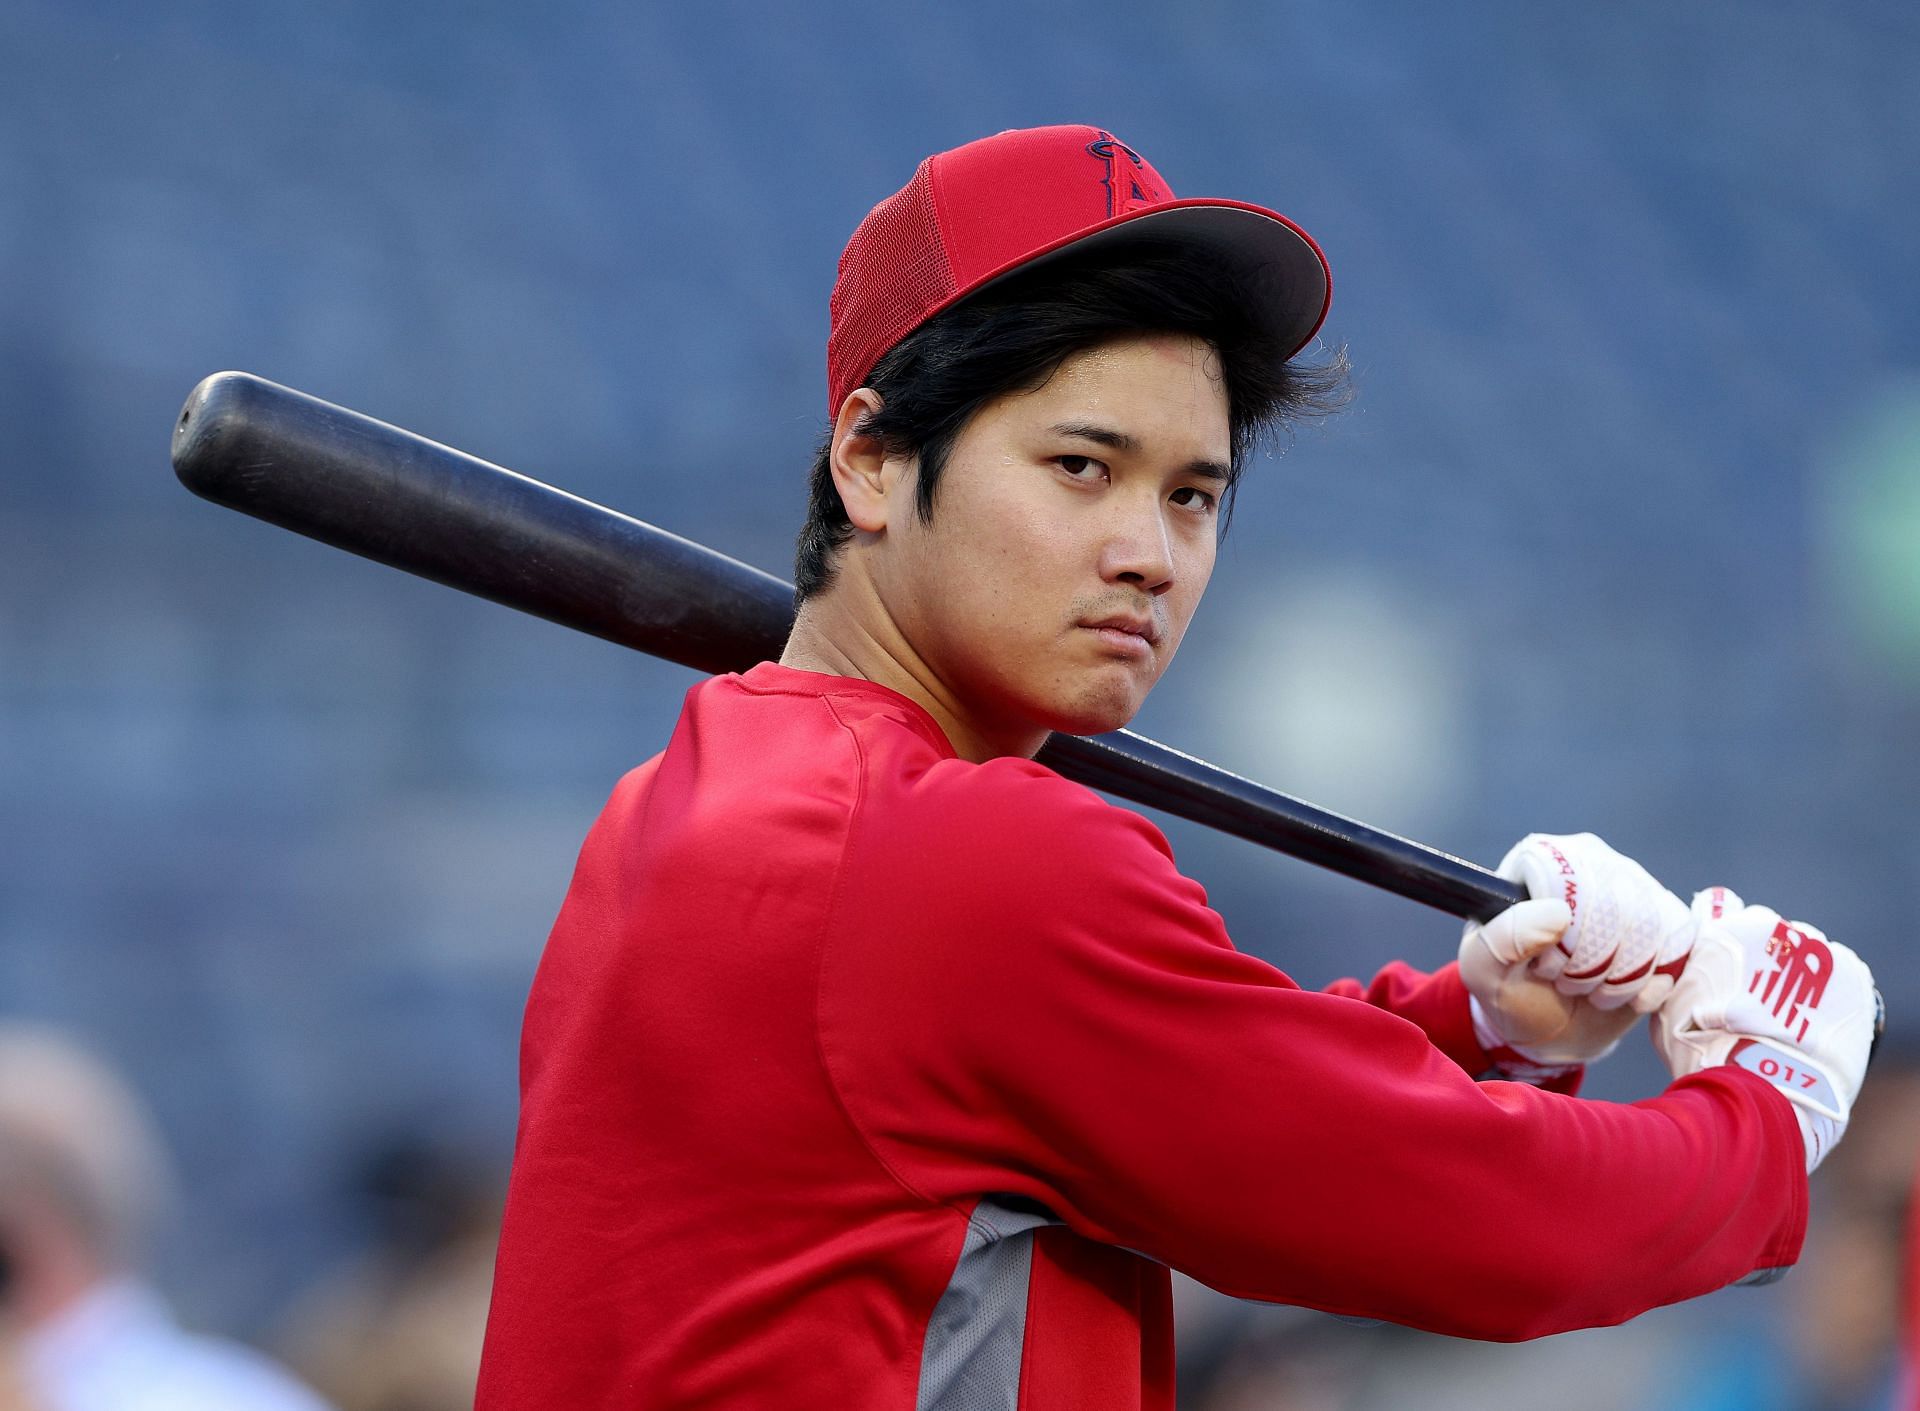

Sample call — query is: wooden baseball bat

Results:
[167,370,1529,922]
[171,371,1889,1068]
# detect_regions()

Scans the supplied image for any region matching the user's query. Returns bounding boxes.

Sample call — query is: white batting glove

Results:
[1498,833,1696,1013]
[1460,897,1637,1078]
[1652,888,1878,1172]
[1459,834,1695,1079]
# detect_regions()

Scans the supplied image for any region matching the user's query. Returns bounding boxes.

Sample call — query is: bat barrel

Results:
[170,371,1881,1052]
[173,372,796,677]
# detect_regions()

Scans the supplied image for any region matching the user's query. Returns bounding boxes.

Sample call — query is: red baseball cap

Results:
[825,124,1331,414]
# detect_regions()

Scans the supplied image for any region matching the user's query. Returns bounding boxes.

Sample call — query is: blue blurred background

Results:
[3,1,1917,1407]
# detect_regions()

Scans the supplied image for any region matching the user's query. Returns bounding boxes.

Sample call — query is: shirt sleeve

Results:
[817,759,1806,1342]
[1323,962,1486,1074]
[1322,961,1585,1094]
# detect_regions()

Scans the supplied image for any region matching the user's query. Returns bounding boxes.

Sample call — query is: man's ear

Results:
[829,388,894,534]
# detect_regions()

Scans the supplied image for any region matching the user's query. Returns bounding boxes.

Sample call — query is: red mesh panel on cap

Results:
[826,159,957,413]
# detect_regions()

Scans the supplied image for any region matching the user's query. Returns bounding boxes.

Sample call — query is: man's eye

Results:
[1056,455,1104,479]
[1170,486,1217,512]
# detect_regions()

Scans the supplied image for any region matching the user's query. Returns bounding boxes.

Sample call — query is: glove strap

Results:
[1725,1037,1844,1122]
[1469,996,1582,1085]
[1478,1044,1582,1085]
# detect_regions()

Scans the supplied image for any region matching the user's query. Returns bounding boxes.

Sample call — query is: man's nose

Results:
[1099,495,1175,594]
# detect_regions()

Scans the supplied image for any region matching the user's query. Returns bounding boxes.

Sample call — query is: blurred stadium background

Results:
[2,0,1917,1407]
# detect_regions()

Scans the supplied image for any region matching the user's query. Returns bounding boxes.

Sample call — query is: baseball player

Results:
[474,126,1879,1409]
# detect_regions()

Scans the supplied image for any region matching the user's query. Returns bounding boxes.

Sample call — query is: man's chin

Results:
[1036,684,1147,738]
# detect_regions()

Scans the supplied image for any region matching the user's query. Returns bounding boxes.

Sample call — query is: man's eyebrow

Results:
[1050,420,1230,482]
[1050,420,1139,453]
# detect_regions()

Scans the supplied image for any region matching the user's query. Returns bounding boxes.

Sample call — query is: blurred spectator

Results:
[0,1024,330,1411]
[1643,1047,1920,1411]
[1905,1136,1920,1411]
[276,1136,500,1411]
[1787,1045,1920,1411]
[0,1335,44,1411]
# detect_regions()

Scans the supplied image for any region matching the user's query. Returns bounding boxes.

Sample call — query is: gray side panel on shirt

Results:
[916,1197,1059,1411]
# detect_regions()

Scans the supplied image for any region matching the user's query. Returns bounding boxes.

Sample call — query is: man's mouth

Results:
[1078,613,1159,655]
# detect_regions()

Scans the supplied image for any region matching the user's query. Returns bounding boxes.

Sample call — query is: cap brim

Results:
[951,198,1332,359]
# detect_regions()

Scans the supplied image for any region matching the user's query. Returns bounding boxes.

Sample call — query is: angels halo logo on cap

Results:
[1083,130,1168,216]
[825,123,1332,414]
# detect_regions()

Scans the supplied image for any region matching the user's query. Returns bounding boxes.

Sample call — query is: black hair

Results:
[793,240,1350,600]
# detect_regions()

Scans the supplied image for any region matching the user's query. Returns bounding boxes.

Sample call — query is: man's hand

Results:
[1499,833,1697,1011]
[1652,888,1877,1172]
[1459,833,1695,1079]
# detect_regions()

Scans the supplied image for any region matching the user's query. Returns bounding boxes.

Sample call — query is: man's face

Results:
[872,333,1230,744]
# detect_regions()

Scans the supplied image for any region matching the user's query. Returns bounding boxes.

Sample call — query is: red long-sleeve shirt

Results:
[476,662,1807,1409]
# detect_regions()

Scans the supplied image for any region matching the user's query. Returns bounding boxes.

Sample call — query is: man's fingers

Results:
[1494,835,1593,983]
[1488,978,1581,1047]
[1690,885,1746,922]
[1460,899,1573,1000]
[1628,974,1679,1015]
[1474,898,1575,966]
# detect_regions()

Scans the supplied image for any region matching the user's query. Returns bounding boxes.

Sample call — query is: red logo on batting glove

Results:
[1543,841,1580,954]
[1752,921,1833,1043]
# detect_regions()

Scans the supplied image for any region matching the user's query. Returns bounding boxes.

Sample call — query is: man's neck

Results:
[779,594,1048,764]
